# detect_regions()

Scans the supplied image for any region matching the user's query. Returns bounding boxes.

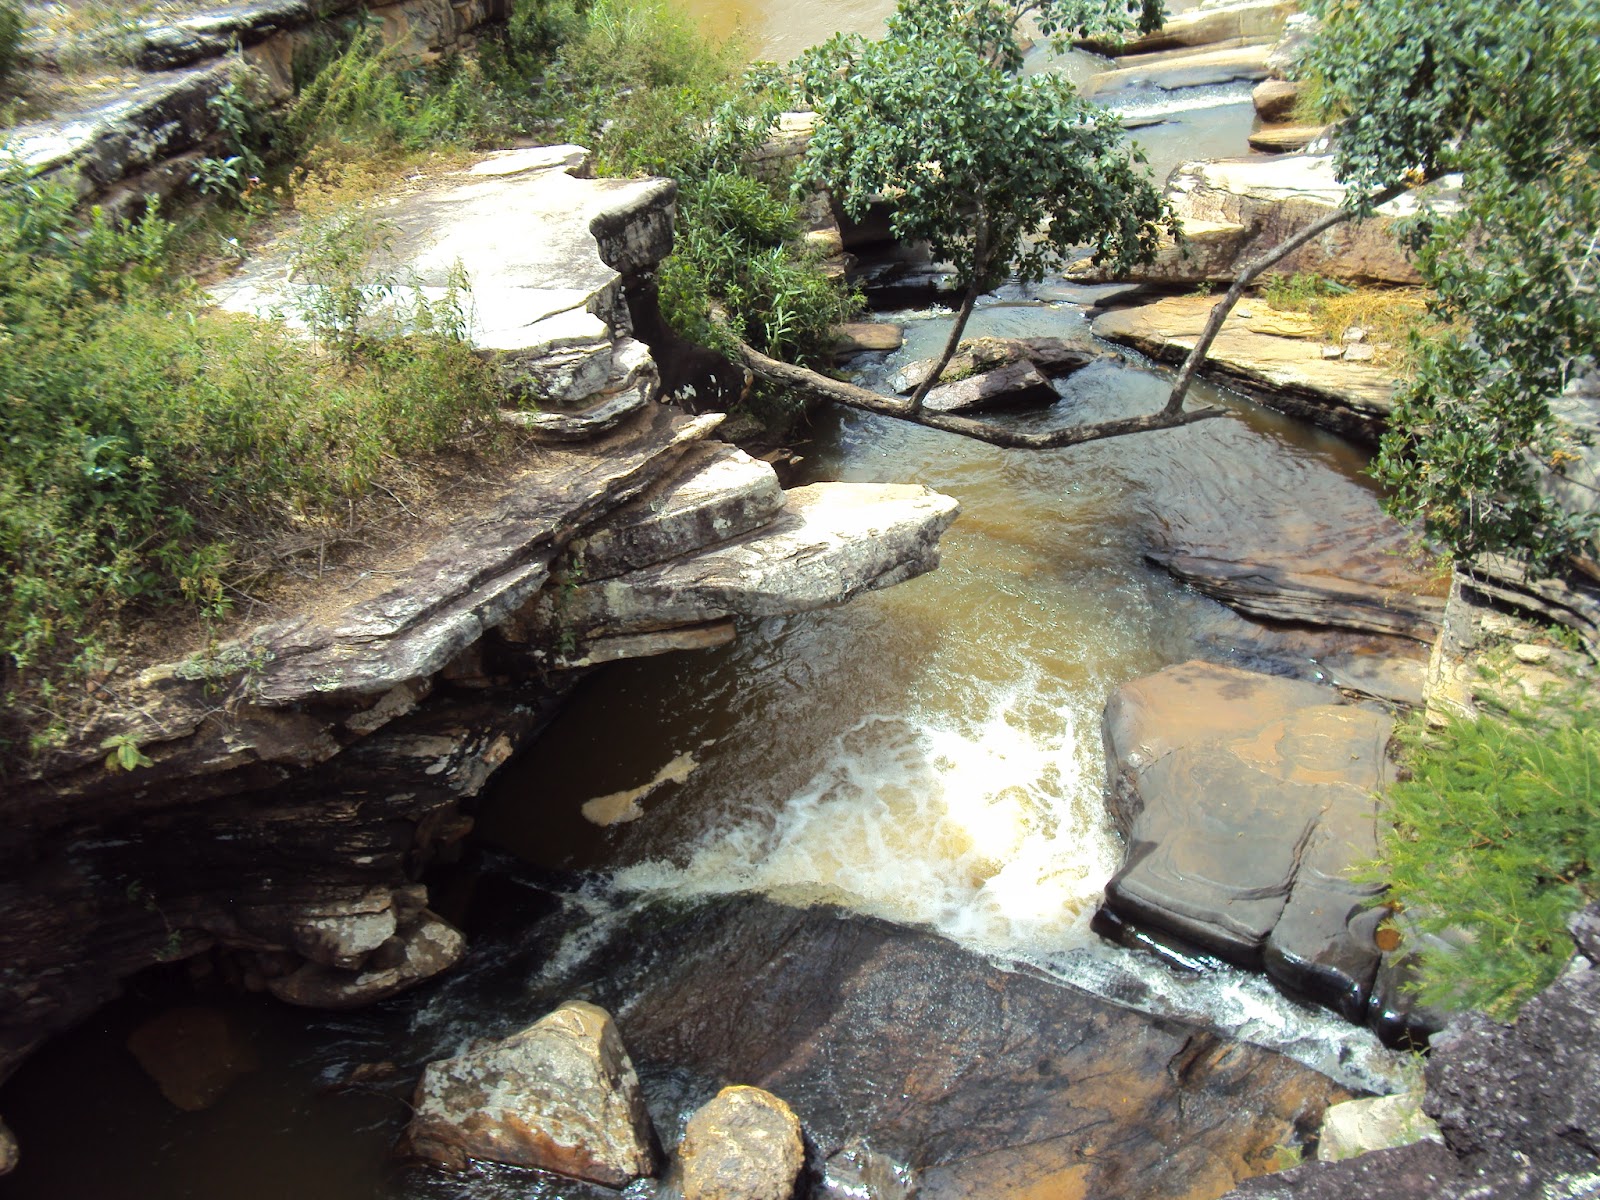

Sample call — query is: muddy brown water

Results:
[0,11,1409,1200]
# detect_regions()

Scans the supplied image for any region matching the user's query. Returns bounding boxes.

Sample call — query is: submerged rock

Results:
[1101,661,1393,1023]
[405,1000,657,1184]
[922,361,1059,414]
[678,1085,805,1200]
[889,335,1101,396]
[126,1006,261,1112]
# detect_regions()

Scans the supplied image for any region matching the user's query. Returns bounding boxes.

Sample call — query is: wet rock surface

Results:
[1225,908,1600,1199]
[405,1000,657,1183]
[491,893,1353,1200]
[1101,661,1393,1024]
[678,1085,805,1200]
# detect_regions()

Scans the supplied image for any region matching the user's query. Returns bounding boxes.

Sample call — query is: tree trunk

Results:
[1162,179,1417,414]
[907,212,990,414]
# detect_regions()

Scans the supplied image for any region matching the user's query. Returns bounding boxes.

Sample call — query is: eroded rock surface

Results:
[1078,0,1297,56]
[1075,156,1453,290]
[678,1086,805,1200]
[1101,661,1394,1023]
[405,1000,657,1184]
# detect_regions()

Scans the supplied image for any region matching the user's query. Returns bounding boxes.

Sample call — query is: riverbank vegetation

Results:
[0,0,850,762]
[1378,668,1599,1020]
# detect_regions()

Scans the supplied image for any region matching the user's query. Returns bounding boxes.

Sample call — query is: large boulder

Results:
[404,1000,658,1184]
[1101,661,1394,1022]
[679,1086,806,1200]
[921,362,1060,414]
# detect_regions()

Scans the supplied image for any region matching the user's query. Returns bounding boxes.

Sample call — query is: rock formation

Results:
[1073,157,1456,291]
[0,146,959,1103]
[1098,661,1398,1027]
[8,0,507,209]
[1092,294,1399,443]
[508,892,1354,1200]
[1224,906,1600,1199]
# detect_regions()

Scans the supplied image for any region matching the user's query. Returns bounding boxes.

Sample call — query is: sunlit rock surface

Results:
[678,1086,805,1200]
[1093,294,1398,442]
[405,1000,657,1183]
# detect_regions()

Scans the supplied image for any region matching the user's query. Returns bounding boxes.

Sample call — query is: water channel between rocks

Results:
[0,10,1415,1198]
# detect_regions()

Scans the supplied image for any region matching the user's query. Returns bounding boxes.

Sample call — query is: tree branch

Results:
[1163,178,1419,414]
[731,337,1225,449]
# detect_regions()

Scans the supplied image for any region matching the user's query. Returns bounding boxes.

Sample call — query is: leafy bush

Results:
[0,162,497,753]
[0,0,23,90]
[1376,675,1599,1020]
[1300,0,1600,569]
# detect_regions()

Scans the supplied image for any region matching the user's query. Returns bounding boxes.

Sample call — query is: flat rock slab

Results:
[1102,661,1393,1021]
[1248,125,1331,154]
[572,442,784,581]
[1086,43,1273,97]
[210,146,676,387]
[518,894,1353,1200]
[1079,0,1297,55]
[1093,293,1398,442]
[540,482,960,638]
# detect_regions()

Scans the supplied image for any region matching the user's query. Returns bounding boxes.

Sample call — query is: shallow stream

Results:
[0,9,1410,1200]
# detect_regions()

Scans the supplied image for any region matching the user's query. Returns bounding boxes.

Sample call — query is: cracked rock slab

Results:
[1102,661,1392,1019]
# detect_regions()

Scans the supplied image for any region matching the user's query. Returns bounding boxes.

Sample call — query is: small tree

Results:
[1292,0,1600,572]
[797,0,1176,413]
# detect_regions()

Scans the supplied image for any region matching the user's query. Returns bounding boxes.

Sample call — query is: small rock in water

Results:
[126,1006,260,1112]
[679,1086,805,1200]
[404,1000,657,1185]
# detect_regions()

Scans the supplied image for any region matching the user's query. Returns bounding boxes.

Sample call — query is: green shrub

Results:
[0,163,497,748]
[0,0,23,90]
[1374,675,1599,1020]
